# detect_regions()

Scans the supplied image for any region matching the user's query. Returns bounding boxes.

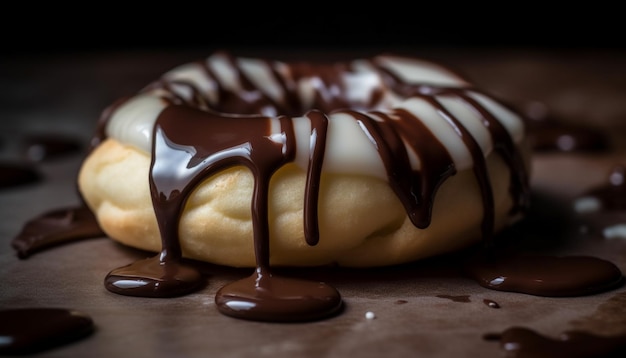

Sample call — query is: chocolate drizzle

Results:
[303,110,329,246]
[346,108,455,230]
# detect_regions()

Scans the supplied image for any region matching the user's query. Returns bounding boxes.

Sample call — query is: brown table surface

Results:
[2,47,626,358]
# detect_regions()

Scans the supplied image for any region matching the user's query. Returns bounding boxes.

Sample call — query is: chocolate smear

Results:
[11,205,105,259]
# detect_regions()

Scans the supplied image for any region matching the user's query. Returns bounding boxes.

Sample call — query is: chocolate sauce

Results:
[436,294,471,303]
[465,253,624,297]
[105,255,205,298]
[0,308,94,355]
[11,205,105,259]
[0,162,41,189]
[20,134,83,162]
[483,298,501,308]
[485,327,626,358]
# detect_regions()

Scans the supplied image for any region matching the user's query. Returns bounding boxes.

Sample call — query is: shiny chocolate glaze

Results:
[0,308,94,355]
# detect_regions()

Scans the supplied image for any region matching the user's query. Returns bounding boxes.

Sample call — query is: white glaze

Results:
[105,53,525,177]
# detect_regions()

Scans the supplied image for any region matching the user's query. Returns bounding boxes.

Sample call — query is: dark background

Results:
[2,6,624,57]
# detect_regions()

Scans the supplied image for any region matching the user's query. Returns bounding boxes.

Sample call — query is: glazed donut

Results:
[78,51,531,268]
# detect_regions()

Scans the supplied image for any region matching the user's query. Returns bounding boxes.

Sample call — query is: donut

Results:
[78,51,531,269]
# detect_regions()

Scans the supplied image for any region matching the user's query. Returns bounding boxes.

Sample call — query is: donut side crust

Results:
[78,138,529,268]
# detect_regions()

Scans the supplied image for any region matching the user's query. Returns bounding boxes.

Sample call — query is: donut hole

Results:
[161,58,401,118]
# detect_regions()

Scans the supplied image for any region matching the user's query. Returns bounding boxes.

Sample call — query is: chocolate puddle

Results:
[0,308,94,355]
[104,255,205,298]
[464,253,624,297]
[485,327,626,358]
[215,268,343,322]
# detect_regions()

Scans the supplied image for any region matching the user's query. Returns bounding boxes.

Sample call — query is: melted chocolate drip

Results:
[348,108,456,230]
[486,327,626,358]
[465,253,624,297]
[303,110,329,246]
[0,308,94,355]
[0,162,41,189]
[11,205,105,259]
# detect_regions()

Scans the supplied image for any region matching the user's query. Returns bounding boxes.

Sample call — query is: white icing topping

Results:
[106,94,165,153]
[238,58,284,106]
[375,55,469,87]
[399,96,473,170]
[105,53,525,178]
[321,112,387,179]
